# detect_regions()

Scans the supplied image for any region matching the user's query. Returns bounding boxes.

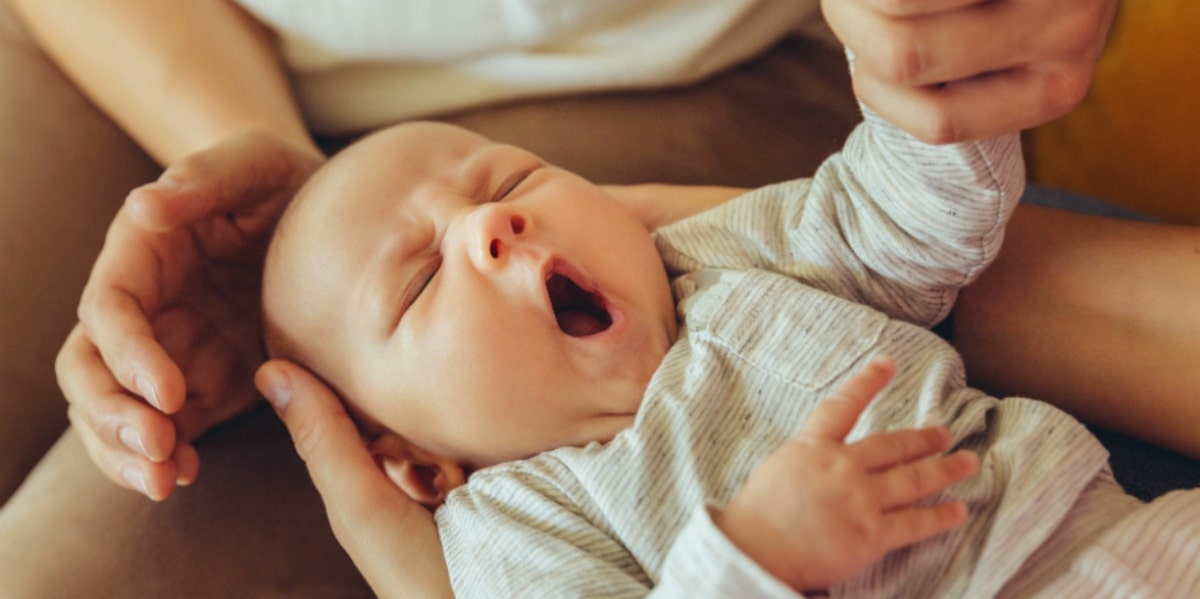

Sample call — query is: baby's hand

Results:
[714,357,978,592]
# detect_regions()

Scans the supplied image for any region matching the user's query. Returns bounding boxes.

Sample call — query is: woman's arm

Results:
[9,0,328,500]
[7,0,316,163]
[603,184,749,231]
[954,205,1200,460]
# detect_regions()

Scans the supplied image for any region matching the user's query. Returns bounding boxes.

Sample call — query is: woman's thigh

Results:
[0,1,159,503]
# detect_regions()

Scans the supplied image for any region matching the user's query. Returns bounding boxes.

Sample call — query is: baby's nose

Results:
[471,203,529,267]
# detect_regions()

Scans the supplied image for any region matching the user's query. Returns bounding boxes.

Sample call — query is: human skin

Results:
[259,123,979,590]
[10,0,1128,501]
[263,122,678,470]
[823,0,1119,144]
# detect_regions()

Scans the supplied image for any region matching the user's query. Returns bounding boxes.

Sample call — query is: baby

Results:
[262,113,1200,597]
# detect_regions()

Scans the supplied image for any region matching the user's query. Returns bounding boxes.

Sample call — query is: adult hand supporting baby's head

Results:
[57,129,324,500]
[257,360,454,599]
[822,0,1118,144]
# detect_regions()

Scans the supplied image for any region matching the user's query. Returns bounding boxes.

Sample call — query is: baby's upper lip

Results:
[541,257,613,337]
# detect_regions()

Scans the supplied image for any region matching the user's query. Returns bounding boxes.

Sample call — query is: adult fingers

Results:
[877,450,978,509]
[73,425,183,501]
[125,130,324,233]
[256,359,450,595]
[829,0,1017,88]
[76,282,188,414]
[57,326,187,499]
[856,61,1093,144]
[851,425,952,472]
[58,325,180,461]
[831,0,1110,88]
[851,0,979,18]
[255,360,418,530]
[827,0,1116,143]
[76,209,193,414]
[802,357,896,442]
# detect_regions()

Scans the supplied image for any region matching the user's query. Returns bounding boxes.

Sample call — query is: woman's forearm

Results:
[603,183,749,230]
[8,0,316,164]
[954,204,1200,459]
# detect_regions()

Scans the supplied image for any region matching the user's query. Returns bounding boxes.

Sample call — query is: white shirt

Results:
[233,0,825,133]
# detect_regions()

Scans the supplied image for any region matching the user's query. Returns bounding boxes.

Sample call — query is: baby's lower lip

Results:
[545,261,613,337]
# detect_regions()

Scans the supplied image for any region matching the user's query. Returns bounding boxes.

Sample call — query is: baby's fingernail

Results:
[119,426,150,459]
[122,464,150,497]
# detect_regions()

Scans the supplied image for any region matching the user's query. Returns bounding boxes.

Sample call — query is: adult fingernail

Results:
[122,464,149,497]
[136,375,161,411]
[119,426,150,459]
[151,173,186,193]
[260,368,292,411]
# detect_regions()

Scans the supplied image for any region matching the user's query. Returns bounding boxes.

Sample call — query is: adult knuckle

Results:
[1039,67,1092,121]
[54,343,77,387]
[869,0,917,18]
[290,418,326,461]
[65,402,89,430]
[76,288,102,324]
[869,27,925,86]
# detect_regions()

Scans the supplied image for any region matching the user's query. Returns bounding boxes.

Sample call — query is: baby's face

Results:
[265,123,677,468]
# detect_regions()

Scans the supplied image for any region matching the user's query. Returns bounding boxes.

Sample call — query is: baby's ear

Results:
[368,433,466,508]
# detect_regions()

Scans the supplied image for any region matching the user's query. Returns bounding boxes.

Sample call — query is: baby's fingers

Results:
[878,450,978,510]
[852,426,952,472]
[802,357,896,442]
[879,501,969,551]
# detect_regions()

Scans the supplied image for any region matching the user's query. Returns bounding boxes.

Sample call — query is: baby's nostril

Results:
[511,215,525,235]
[490,239,501,258]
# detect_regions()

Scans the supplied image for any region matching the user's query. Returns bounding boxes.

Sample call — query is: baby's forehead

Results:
[338,121,491,169]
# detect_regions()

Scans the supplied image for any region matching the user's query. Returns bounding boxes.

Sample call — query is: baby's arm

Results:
[710,358,977,593]
[790,103,1025,325]
[657,102,1025,328]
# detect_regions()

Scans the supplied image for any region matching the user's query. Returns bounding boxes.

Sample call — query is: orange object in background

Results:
[1025,1,1200,225]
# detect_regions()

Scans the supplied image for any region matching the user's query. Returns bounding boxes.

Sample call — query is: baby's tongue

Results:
[556,309,606,337]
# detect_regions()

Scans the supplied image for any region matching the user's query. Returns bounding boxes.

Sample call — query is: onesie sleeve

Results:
[439,470,806,598]
[654,505,805,598]
[655,105,1024,327]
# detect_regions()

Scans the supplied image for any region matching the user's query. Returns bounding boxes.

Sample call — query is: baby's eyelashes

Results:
[395,257,442,329]
[491,169,534,203]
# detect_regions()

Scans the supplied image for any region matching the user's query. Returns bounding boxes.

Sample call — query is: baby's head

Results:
[263,122,677,504]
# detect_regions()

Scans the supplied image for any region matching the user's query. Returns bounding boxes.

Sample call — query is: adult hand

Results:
[256,360,454,599]
[822,0,1118,143]
[714,358,978,592]
[56,129,325,500]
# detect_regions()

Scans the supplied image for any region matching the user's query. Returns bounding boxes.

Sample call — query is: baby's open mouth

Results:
[546,267,612,337]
